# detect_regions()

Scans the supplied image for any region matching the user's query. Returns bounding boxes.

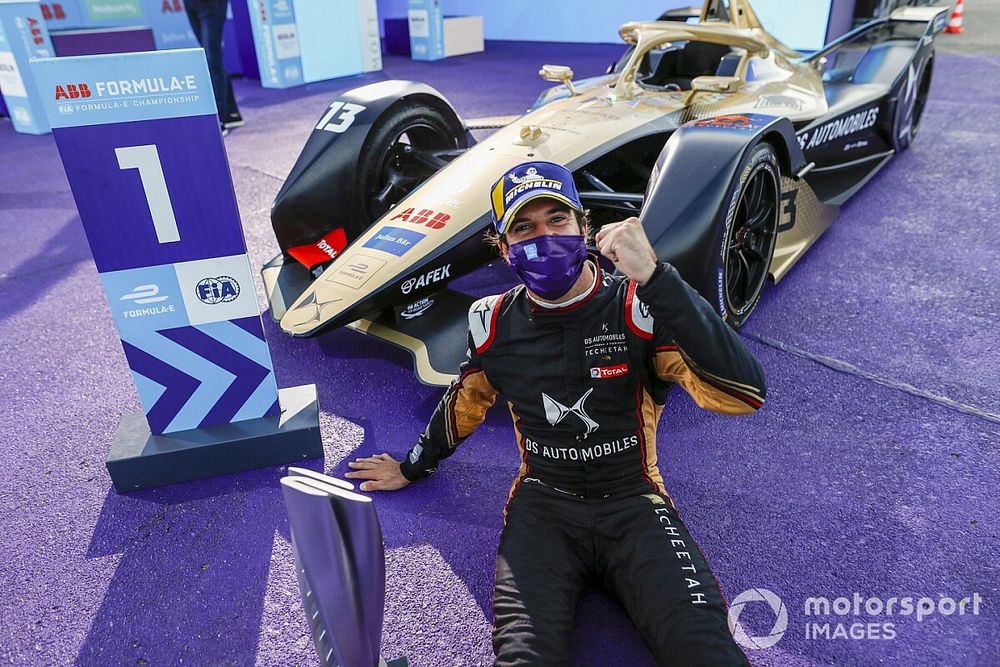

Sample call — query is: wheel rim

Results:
[367,121,455,220]
[724,163,778,317]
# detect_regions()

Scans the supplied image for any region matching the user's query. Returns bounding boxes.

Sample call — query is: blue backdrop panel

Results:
[247,0,381,88]
[0,0,55,134]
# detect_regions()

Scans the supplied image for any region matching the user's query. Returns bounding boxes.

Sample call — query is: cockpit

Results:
[632,41,743,91]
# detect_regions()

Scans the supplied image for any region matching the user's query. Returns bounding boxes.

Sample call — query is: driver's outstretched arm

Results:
[400,334,499,480]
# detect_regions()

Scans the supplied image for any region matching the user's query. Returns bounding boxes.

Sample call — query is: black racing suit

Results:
[400,260,766,666]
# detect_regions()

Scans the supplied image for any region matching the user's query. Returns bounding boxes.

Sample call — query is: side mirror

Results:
[539,64,579,95]
[690,75,741,93]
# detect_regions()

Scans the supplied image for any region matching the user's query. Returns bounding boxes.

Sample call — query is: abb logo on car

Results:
[590,363,629,379]
[54,84,91,100]
[390,207,451,230]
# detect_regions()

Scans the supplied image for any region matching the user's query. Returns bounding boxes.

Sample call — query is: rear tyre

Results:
[716,142,780,328]
[893,55,933,152]
[357,102,465,223]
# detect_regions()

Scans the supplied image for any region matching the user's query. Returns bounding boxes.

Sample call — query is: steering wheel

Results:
[663,83,682,92]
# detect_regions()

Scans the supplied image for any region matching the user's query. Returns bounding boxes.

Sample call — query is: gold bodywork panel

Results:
[771,175,838,282]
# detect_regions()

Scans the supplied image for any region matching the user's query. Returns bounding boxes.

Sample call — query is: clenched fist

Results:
[594,217,658,285]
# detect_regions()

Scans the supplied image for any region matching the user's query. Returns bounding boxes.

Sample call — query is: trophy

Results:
[281,468,406,667]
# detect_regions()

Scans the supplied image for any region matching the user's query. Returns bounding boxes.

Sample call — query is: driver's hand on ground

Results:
[595,217,658,285]
[346,453,410,492]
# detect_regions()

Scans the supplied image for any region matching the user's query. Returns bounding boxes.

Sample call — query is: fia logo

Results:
[196,276,240,304]
[542,388,599,435]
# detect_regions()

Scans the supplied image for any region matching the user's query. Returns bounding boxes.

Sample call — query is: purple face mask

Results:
[507,234,588,300]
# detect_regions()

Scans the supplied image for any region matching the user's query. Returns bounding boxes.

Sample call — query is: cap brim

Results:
[497,191,582,234]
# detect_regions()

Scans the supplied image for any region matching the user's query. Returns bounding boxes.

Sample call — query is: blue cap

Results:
[490,161,583,234]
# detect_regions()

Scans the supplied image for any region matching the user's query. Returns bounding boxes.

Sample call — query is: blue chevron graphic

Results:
[198,319,280,422]
[121,341,201,434]
[121,316,278,434]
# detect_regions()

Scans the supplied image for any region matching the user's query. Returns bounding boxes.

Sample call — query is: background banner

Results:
[0,0,55,134]
[31,48,280,434]
[37,0,199,50]
[406,0,442,61]
[246,0,380,88]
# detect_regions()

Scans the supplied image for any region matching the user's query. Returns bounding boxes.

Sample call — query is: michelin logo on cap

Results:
[491,161,583,234]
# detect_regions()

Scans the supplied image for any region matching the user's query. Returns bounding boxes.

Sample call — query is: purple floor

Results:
[2,40,999,667]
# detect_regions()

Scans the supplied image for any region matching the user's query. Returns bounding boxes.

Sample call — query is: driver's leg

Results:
[598,494,749,666]
[492,482,591,667]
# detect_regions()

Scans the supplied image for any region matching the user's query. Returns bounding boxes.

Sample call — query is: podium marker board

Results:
[0,0,55,134]
[246,0,381,89]
[31,48,322,491]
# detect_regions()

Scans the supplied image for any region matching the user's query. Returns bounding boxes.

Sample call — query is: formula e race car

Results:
[262,0,948,385]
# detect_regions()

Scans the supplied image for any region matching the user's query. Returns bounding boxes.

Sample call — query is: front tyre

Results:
[357,101,465,222]
[717,142,780,328]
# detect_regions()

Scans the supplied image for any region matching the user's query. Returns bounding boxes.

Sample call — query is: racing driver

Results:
[347,160,765,665]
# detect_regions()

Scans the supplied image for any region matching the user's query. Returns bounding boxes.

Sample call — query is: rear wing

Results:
[801,3,949,64]
[888,4,951,30]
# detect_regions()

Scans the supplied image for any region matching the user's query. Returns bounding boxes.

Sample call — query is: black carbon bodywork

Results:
[640,115,806,304]
[270,81,466,254]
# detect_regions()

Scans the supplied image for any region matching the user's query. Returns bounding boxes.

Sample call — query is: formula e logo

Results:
[120,284,169,305]
[196,276,240,304]
[54,84,91,100]
[542,388,599,435]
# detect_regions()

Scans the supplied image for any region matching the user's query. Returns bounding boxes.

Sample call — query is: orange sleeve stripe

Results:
[676,346,765,402]
[447,369,498,444]
[655,350,760,415]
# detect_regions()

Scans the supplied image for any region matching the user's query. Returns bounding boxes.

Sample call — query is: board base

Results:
[106,384,323,493]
